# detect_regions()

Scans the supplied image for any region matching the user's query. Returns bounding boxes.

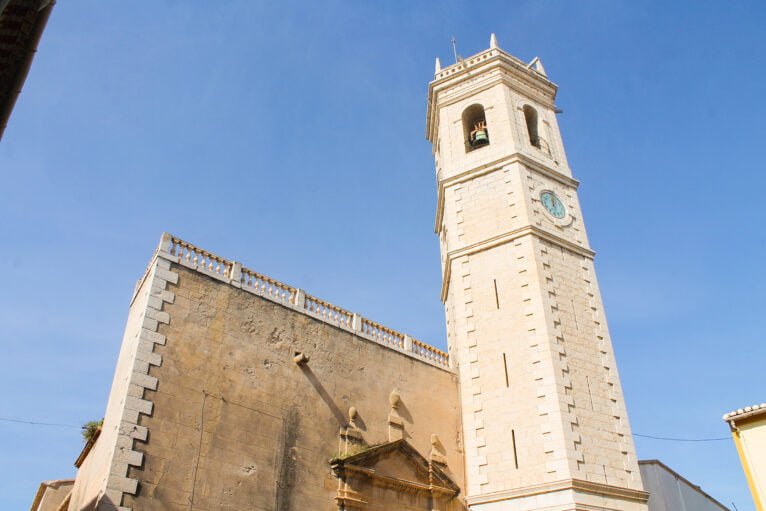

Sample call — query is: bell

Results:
[472,128,489,146]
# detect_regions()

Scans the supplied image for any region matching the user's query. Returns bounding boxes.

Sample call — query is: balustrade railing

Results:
[240,267,295,305]
[169,238,231,278]
[412,339,449,366]
[158,234,449,368]
[361,318,405,349]
[304,294,353,328]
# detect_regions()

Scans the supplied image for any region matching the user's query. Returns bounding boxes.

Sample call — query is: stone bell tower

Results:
[426,35,649,510]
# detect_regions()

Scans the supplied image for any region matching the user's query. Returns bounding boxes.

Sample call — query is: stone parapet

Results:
[136,233,451,370]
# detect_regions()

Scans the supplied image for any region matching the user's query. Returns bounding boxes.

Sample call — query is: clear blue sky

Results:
[1,1,764,509]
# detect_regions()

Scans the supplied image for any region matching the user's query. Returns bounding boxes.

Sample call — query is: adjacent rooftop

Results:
[723,402,766,422]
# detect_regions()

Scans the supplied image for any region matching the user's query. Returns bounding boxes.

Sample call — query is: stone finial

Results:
[490,33,498,49]
[435,57,441,73]
[429,433,447,465]
[529,56,547,77]
[389,390,400,410]
[388,390,404,441]
[348,406,357,427]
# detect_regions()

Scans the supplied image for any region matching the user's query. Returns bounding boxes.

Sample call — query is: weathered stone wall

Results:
[68,264,159,511]
[121,263,464,510]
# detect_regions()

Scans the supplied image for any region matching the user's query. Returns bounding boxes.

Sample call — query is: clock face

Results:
[540,191,566,219]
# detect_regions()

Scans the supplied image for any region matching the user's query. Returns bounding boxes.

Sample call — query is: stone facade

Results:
[68,234,463,511]
[427,37,647,509]
[64,36,651,511]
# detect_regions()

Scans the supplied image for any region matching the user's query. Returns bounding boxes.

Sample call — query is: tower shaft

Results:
[427,38,648,510]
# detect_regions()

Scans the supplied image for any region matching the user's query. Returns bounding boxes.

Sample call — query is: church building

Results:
[42,35,726,511]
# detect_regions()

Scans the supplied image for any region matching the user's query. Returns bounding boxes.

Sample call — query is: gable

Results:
[371,450,430,486]
[330,440,460,495]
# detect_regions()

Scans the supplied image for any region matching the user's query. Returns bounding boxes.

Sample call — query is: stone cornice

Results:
[465,478,649,506]
[341,465,456,495]
[440,226,595,303]
[434,152,579,234]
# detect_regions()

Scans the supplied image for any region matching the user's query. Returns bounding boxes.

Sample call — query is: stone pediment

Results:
[330,440,459,510]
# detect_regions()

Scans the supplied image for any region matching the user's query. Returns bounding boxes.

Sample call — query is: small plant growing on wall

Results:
[81,419,103,443]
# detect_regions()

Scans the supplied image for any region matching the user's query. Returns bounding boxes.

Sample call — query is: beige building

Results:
[30,479,74,511]
[724,403,766,511]
[35,35,709,511]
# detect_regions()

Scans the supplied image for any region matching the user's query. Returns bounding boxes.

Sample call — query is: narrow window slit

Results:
[511,429,519,469]
[586,376,594,410]
[571,299,579,331]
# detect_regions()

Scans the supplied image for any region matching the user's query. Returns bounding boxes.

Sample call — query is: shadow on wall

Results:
[298,364,347,427]
[275,407,300,511]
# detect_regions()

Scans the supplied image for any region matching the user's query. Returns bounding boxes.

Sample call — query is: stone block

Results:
[147,295,164,311]
[134,349,162,367]
[130,371,158,390]
[140,328,166,345]
[155,267,179,285]
[146,308,170,324]
[125,396,153,415]
[107,475,138,495]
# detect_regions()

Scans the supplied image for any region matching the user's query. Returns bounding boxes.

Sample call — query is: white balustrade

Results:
[240,267,295,304]
[168,237,231,277]
[304,294,353,328]
[156,234,450,368]
[361,318,405,349]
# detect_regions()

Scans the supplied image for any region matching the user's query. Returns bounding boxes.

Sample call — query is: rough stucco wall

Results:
[123,263,464,510]
[68,275,154,511]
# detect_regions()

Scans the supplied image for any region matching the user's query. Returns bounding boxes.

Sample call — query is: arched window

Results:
[523,105,540,148]
[462,104,490,152]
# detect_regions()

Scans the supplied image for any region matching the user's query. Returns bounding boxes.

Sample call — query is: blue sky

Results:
[1,1,764,509]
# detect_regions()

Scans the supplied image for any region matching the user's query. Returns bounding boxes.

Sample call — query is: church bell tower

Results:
[426,35,649,510]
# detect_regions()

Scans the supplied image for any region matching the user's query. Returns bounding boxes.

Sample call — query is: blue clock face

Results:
[540,191,566,219]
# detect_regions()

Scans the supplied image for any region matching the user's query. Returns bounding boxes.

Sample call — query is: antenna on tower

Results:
[451,36,459,63]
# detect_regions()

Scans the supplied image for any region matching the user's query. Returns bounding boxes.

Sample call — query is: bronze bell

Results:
[472,128,489,146]
[470,119,489,147]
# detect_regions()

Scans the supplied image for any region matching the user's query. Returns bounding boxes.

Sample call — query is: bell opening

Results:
[462,104,490,152]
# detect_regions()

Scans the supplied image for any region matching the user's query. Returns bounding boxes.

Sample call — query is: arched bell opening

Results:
[523,105,540,148]
[462,104,490,152]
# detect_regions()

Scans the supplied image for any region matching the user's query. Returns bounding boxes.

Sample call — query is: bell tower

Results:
[426,36,649,510]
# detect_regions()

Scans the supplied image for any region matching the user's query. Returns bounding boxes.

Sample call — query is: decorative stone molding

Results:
[439,224,596,303]
[433,152,579,234]
[465,478,649,506]
[330,440,459,510]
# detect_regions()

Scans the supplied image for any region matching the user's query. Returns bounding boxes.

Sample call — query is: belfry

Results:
[427,35,649,509]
